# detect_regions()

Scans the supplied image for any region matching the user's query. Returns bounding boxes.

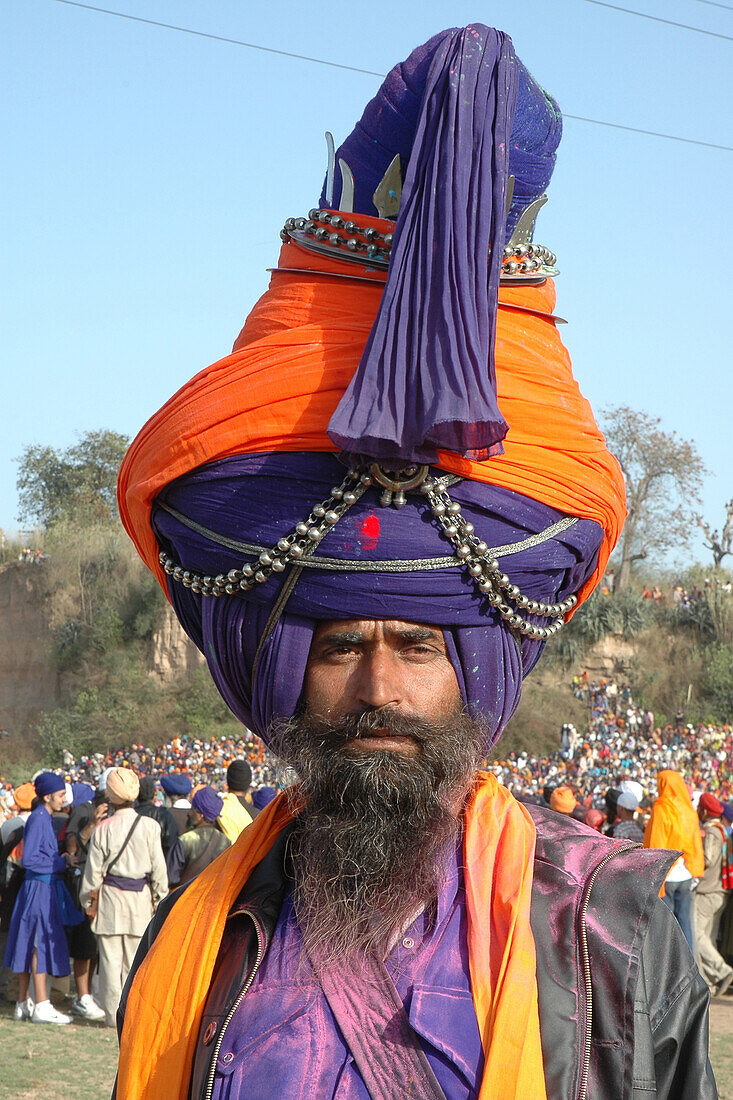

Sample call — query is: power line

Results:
[48,0,733,151]
[563,113,732,150]
[575,0,733,40]
[50,0,385,77]
[688,0,733,10]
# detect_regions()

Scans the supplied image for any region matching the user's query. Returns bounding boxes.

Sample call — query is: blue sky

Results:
[2,0,732,565]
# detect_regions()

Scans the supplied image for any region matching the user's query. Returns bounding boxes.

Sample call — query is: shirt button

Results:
[221,1053,234,1064]
[402,936,415,949]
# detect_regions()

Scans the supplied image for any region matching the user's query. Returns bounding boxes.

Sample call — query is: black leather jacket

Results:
[118,806,717,1100]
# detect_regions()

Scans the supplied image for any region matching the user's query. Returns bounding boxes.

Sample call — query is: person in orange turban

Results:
[114,23,716,1100]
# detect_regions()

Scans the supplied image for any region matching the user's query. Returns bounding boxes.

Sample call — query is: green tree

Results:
[16,429,129,527]
[601,407,706,591]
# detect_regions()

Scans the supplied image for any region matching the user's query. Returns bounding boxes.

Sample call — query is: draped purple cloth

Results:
[327,26,516,467]
[324,24,562,469]
[153,454,603,747]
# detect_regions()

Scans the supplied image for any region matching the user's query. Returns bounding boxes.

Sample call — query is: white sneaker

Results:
[13,998,34,1021]
[72,993,106,1020]
[31,1000,71,1025]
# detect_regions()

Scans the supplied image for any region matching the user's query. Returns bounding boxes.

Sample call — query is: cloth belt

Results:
[25,870,84,926]
[103,872,151,892]
[24,870,56,883]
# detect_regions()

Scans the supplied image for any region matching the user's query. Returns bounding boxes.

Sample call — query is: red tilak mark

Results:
[359,513,380,551]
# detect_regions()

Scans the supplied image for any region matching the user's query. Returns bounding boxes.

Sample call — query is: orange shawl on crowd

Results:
[118,217,626,617]
[117,773,546,1100]
[644,770,704,886]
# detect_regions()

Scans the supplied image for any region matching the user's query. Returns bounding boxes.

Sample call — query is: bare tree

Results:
[697,500,733,569]
[601,406,706,591]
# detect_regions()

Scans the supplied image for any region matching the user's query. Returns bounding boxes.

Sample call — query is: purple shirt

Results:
[210,842,483,1099]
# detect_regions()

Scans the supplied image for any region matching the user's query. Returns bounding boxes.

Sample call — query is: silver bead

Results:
[345,221,358,233]
[307,527,321,541]
[321,213,332,224]
[447,501,460,515]
[290,544,304,559]
[330,215,344,228]
[463,521,474,534]
[173,566,183,581]
[182,572,192,587]
[203,575,213,586]
[239,578,252,590]
[277,538,291,552]
[225,583,236,594]
[476,544,489,558]
[315,227,328,241]
[445,523,458,538]
[507,584,520,599]
[295,522,309,536]
[242,564,254,577]
[383,233,393,247]
[271,559,286,572]
[164,560,174,574]
[468,563,483,576]
[259,552,272,566]
[324,510,339,525]
[346,238,358,251]
[312,504,325,518]
[364,227,378,241]
[331,487,344,499]
[343,491,357,505]
[308,208,320,221]
[432,502,446,517]
[456,545,471,559]
[328,233,341,246]
[254,570,267,583]
[360,474,373,486]
[479,580,492,593]
[504,261,517,274]
[228,569,241,582]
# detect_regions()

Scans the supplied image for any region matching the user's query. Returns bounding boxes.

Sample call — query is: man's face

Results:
[304,618,462,754]
[46,789,67,813]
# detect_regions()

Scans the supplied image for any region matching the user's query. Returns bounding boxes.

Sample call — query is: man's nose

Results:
[354,650,403,710]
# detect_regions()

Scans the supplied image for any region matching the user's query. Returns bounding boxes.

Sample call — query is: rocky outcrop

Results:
[0,561,204,734]
[151,602,205,681]
[0,562,58,733]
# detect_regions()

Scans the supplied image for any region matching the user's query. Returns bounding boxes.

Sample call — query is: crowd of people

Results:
[1,673,732,1031]
[0,758,273,1027]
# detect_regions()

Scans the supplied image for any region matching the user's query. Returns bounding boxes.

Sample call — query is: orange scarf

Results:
[644,770,704,886]
[117,773,546,1100]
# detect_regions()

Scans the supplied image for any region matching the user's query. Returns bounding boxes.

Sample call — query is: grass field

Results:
[1,995,731,1099]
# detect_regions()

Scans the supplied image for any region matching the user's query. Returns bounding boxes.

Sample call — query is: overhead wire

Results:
[48,0,733,152]
[575,0,733,39]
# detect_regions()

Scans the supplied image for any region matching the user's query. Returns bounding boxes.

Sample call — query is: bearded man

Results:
[114,23,716,1100]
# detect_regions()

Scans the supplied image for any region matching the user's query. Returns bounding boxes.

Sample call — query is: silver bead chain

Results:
[280,211,558,277]
[158,468,372,598]
[158,465,577,638]
[419,476,576,640]
[281,211,393,264]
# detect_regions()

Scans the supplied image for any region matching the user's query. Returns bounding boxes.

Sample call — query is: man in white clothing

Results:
[80,768,167,1026]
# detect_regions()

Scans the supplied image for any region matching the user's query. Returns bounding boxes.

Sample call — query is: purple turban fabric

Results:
[71,782,95,806]
[191,787,224,823]
[320,29,561,241]
[160,774,192,797]
[153,452,603,747]
[323,25,562,468]
[34,772,66,797]
[252,787,277,810]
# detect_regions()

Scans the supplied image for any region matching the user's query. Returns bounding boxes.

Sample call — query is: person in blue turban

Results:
[178,788,229,886]
[160,774,192,835]
[4,773,82,1025]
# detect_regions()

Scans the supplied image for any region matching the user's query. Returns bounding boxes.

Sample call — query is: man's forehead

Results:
[311,618,446,641]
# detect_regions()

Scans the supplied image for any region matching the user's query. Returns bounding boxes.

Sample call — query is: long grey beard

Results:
[271,708,484,964]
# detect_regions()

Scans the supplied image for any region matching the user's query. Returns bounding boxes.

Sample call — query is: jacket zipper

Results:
[577,843,635,1100]
[202,909,265,1100]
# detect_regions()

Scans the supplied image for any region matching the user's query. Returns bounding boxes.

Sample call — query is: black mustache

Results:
[332,709,432,744]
